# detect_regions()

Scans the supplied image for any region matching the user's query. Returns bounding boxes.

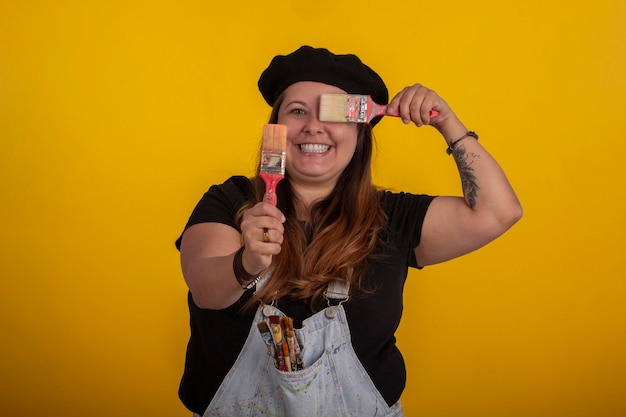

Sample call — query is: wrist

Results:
[434,116,467,143]
[233,247,261,290]
[446,131,479,155]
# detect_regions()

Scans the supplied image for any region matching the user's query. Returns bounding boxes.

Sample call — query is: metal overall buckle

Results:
[323,279,350,319]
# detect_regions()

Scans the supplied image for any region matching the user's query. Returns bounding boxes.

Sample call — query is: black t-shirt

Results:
[175,176,434,415]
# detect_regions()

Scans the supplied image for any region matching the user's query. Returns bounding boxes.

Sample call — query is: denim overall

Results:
[198,280,404,417]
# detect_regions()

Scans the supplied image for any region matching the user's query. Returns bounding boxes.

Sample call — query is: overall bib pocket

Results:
[202,304,401,417]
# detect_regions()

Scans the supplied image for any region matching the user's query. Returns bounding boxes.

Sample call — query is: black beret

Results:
[258,46,388,125]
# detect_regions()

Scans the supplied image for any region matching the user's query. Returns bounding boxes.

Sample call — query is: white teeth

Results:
[299,144,330,153]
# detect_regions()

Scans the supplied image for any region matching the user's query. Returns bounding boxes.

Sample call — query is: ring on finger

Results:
[262,227,270,243]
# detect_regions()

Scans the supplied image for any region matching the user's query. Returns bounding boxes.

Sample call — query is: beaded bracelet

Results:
[446,131,479,155]
[233,246,261,290]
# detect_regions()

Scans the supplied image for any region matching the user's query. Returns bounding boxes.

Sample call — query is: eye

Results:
[289,108,307,117]
[281,100,310,118]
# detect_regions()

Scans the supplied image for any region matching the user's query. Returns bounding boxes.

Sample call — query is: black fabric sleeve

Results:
[380,191,435,269]
[175,176,254,250]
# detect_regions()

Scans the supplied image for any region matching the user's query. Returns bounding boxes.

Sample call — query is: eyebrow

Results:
[283,100,308,107]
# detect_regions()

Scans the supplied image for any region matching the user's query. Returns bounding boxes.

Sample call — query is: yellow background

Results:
[1,1,625,416]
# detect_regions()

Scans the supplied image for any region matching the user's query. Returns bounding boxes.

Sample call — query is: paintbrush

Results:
[257,321,277,366]
[259,124,287,206]
[282,317,303,370]
[268,315,286,370]
[281,342,292,372]
[319,93,439,124]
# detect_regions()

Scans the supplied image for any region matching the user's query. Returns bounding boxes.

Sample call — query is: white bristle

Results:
[319,94,350,122]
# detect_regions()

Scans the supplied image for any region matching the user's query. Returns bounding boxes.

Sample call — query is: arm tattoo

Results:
[452,145,480,208]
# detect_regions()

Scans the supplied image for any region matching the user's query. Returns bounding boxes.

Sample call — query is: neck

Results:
[289,180,335,221]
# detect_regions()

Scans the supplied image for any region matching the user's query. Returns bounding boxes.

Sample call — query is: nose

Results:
[303,113,324,134]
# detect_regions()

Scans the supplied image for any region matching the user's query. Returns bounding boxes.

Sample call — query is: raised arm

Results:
[386,84,523,266]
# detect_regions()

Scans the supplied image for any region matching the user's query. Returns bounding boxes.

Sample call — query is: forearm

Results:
[180,222,267,310]
[183,251,247,309]
[438,116,522,224]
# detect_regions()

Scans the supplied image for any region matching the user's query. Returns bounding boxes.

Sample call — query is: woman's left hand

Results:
[386,83,454,127]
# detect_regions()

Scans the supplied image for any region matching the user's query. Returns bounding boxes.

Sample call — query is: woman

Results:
[176,45,522,416]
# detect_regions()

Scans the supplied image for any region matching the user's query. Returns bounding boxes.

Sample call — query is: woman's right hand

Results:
[239,202,286,274]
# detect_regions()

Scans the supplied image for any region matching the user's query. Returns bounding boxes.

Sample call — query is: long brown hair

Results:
[239,93,387,310]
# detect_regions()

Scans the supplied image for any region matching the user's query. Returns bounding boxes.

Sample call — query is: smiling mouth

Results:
[299,144,330,153]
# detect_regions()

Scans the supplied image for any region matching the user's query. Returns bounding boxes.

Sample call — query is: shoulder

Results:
[199,175,255,210]
[378,190,437,246]
[210,175,254,199]
[176,176,254,249]
[378,189,436,217]
[376,190,437,266]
